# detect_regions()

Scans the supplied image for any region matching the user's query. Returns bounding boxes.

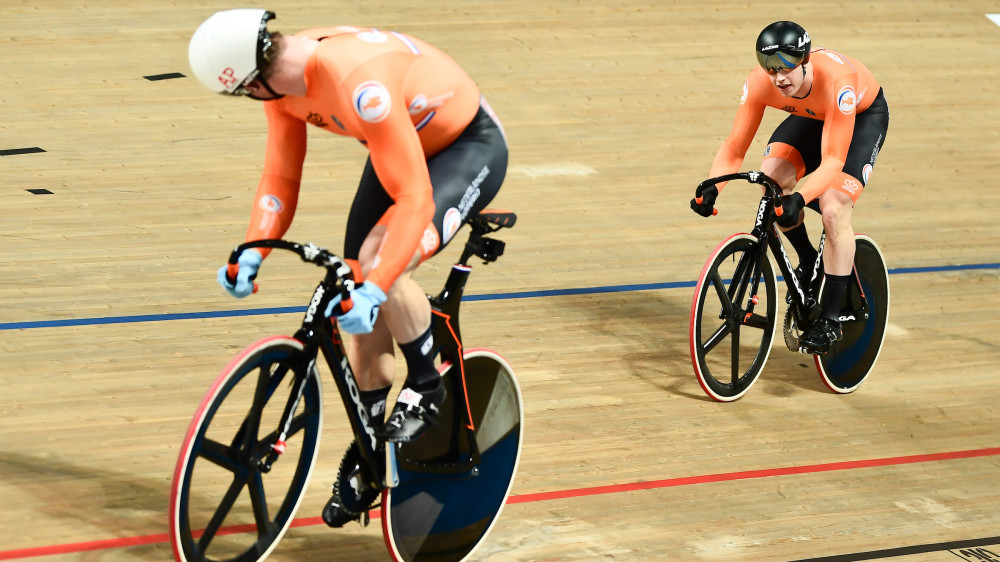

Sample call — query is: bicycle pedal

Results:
[798,344,831,356]
[359,511,370,527]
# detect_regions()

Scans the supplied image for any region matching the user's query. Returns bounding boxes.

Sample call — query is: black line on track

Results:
[1,147,45,156]
[790,536,1000,561]
[144,72,185,81]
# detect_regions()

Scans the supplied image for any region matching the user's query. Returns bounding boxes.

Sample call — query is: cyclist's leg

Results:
[762,115,823,273]
[800,182,855,352]
[344,158,399,394]
[327,166,440,525]
[323,162,403,528]
[817,188,856,277]
[382,103,508,442]
[819,87,889,277]
[347,213,444,448]
[761,114,822,196]
[801,92,888,353]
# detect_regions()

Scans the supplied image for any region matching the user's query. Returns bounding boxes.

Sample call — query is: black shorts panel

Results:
[766,88,889,187]
[343,105,508,260]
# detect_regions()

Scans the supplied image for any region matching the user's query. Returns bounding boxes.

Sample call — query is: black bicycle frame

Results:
[696,171,871,330]
[394,218,508,473]
[755,197,822,323]
[697,172,814,326]
[226,215,510,486]
[225,239,385,487]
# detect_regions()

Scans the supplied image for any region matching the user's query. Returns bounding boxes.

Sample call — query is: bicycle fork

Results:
[258,358,318,472]
[723,237,768,330]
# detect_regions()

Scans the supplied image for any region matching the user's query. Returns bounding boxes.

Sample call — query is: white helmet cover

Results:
[188,9,276,94]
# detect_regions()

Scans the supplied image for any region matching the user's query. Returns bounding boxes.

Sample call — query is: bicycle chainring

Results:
[332,441,381,515]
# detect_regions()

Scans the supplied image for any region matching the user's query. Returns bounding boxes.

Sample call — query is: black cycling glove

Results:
[690,185,719,217]
[776,192,805,228]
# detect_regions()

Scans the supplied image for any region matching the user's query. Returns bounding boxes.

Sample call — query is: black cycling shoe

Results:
[380,377,446,443]
[799,317,842,355]
[322,441,381,528]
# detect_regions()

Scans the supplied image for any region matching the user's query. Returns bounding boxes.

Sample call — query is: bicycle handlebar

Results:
[695,171,787,217]
[226,239,357,305]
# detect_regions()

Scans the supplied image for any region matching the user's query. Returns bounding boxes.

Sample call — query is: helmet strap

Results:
[247,76,285,101]
[793,63,813,99]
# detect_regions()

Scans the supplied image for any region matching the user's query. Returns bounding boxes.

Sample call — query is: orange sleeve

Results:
[708,77,766,190]
[244,102,308,258]
[352,78,435,293]
[796,74,857,203]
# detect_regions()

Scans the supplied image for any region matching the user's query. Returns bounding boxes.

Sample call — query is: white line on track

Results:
[511,163,597,179]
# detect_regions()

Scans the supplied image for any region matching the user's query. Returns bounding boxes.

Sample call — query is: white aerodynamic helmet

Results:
[188,9,277,95]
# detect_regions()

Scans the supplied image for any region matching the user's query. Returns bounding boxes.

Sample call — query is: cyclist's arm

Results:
[796,74,858,203]
[357,93,435,294]
[708,78,766,189]
[243,103,308,258]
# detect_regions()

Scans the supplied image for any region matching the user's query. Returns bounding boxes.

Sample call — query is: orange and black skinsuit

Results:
[710,48,888,204]
[245,26,507,292]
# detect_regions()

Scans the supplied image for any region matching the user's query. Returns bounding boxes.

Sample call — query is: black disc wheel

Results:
[383,349,523,561]
[814,235,890,393]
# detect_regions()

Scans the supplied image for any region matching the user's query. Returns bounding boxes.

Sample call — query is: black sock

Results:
[360,385,391,426]
[821,274,850,321]
[398,325,439,388]
[783,223,818,268]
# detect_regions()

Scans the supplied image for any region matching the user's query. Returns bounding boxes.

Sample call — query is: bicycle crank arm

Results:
[384,442,400,489]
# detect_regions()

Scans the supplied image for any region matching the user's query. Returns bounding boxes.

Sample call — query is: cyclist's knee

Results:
[382,274,430,319]
[759,157,798,194]
[819,191,853,231]
[820,189,853,216]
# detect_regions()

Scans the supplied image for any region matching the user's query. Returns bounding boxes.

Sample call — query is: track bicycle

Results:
[689,172,890,402]
[169,210,524,561]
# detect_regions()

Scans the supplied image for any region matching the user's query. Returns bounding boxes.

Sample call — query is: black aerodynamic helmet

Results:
[755,21,811,73]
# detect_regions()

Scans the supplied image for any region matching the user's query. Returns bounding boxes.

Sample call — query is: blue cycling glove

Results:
[324,281,388,334]
[217,249,263,298]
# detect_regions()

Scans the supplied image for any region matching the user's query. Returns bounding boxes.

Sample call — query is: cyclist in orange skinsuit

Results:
[249,25,486,293]
[691,21,889,354]
[188,9,508,526]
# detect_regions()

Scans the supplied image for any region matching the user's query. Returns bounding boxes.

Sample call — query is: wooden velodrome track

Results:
[3,0,999,560]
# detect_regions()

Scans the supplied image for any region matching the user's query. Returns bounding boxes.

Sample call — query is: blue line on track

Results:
[2,262,997,331]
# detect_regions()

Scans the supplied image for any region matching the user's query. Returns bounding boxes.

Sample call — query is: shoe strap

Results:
[397,387,425,410]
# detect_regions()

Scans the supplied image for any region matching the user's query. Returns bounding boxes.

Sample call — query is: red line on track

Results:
[2,446,997,560]
[506,446,1000,504]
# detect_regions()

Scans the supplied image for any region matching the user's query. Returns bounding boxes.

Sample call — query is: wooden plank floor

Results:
[3,0,1000,560]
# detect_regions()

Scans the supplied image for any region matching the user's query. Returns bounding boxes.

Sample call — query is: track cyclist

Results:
[188,8,508,526]
[690,21,889,354]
